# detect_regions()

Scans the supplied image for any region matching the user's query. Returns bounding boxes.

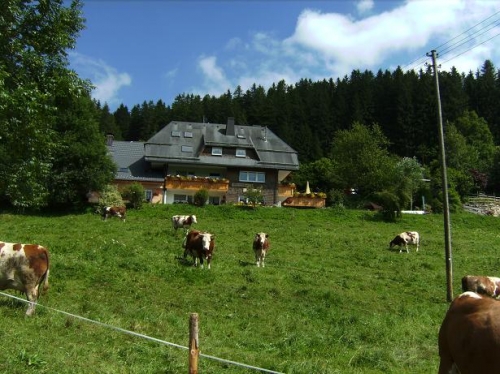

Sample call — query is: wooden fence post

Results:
[189,313,199,374]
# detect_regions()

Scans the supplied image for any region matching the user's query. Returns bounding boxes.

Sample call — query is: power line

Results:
[440,31,500,67]
[405,10,500,72]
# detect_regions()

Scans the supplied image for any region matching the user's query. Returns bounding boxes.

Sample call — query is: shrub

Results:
[97,185,124,213]
[244,187,264,208]
[122,182,145,209]
[194,188,209,206]
[372,190,401,222]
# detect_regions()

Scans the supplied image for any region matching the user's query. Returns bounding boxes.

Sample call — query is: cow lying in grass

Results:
[0,242,50,316]
[462,275,500,298]
[253,232,270,267]
[182,229,215,269]
[439,291,500,374]
[389,231,420,253]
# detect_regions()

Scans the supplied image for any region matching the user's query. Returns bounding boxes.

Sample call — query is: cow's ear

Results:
[266,234,269,238]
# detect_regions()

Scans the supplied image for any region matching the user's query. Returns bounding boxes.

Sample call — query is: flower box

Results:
[282,196,326,208]
[165,176,229,191]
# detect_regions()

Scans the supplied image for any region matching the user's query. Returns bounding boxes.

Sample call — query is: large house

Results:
[107,117,299,205]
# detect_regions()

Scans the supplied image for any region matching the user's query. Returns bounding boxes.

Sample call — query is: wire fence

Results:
[0,291,284,374]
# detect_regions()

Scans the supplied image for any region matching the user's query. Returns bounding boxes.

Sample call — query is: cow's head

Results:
[200,233,214,253]
[191,215,198,224]
[255,232,268,247]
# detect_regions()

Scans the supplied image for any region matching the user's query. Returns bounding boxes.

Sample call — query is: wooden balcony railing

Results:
[278,183,296,197]
[165,176,229,191]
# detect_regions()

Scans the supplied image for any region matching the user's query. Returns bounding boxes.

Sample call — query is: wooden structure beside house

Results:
[106,118,299,205]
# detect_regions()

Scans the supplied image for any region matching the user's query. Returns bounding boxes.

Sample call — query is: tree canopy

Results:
[0,0,115,209]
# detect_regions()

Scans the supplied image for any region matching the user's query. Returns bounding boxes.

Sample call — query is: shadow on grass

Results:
[174,255,196,267]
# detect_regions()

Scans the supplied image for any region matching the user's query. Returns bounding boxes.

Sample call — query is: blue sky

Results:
[69,0,500,110]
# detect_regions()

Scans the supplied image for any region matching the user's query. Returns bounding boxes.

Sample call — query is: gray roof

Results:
[144,121,299,170]
[108,141,163,182]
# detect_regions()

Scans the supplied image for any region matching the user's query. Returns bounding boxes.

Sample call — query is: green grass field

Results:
[0,205,499,373]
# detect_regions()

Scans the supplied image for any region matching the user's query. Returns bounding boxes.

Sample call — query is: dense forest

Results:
[99,61,499,161]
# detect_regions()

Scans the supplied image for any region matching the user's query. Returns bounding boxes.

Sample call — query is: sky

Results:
[68,0,500,111]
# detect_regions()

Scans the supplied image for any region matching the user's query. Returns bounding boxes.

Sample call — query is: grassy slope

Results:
[0,205,499,373]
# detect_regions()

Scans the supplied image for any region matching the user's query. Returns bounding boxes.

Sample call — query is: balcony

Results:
[278,183,296,197]
[165,176,229,191]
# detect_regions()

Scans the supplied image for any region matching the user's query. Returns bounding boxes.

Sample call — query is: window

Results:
[171,131,181,137]
[181,145,193,152]
[236,148,246,157]
[184,131,193,138]
[208,196,220,205]
[173,194,193,204]
[145,190,153,202]
[212,147,222,156]
[239,171,265,183]
[119,167,129,173]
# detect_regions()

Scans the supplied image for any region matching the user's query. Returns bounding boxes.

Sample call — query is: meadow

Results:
[0,204,499,374]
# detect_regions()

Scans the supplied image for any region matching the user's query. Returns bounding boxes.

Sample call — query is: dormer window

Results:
[181,145,193,152]
[184,131,193,138]
[212,147,222,156]
[236,148,246,157]
[171,131,181,137]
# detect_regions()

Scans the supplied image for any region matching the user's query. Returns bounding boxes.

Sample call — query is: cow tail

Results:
[40,250,50,293]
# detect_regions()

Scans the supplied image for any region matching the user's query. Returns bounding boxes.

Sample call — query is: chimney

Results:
[106,133,114,146]
[226,117,235,136]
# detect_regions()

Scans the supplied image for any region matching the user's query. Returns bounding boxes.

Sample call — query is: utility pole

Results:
[427,50,453,302]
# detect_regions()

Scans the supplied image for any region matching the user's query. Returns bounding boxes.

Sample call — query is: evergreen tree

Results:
[114,104,131,140]
[99,103,121,139]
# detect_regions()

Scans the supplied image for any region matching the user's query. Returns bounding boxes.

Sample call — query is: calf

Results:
[389,231,420,253]
[172,215,197,232]
[0,242,50,316]
[253,232,270,267]
[182,230,215,269]
[461,275,500,298]
[438,291,500,374]
[102,206,126,222]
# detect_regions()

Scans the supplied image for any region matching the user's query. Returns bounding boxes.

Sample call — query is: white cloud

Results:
[69,52,131,106]
[284,0,500,78]
[197,55,232,95]
[190,0,500,100]
[356,0,374,15]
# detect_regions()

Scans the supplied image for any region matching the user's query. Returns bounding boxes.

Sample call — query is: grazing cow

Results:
[172,215,197,232]
[253,232,270,267]
[182,229,215,269]
[438,291,500,374]
[389,231,420,253]
[461,275,500,299]
[102,206,126,222]
[0,242,50,316]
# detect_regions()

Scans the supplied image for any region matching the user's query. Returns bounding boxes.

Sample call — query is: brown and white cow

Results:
[102,206,126,222]
[0,242,50,316]
[461,275,500,298]
[182,229,215,269]
[389,231,420,253]
[438,291,500,374]
[253,232,270,267]
[172,214,197,232]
